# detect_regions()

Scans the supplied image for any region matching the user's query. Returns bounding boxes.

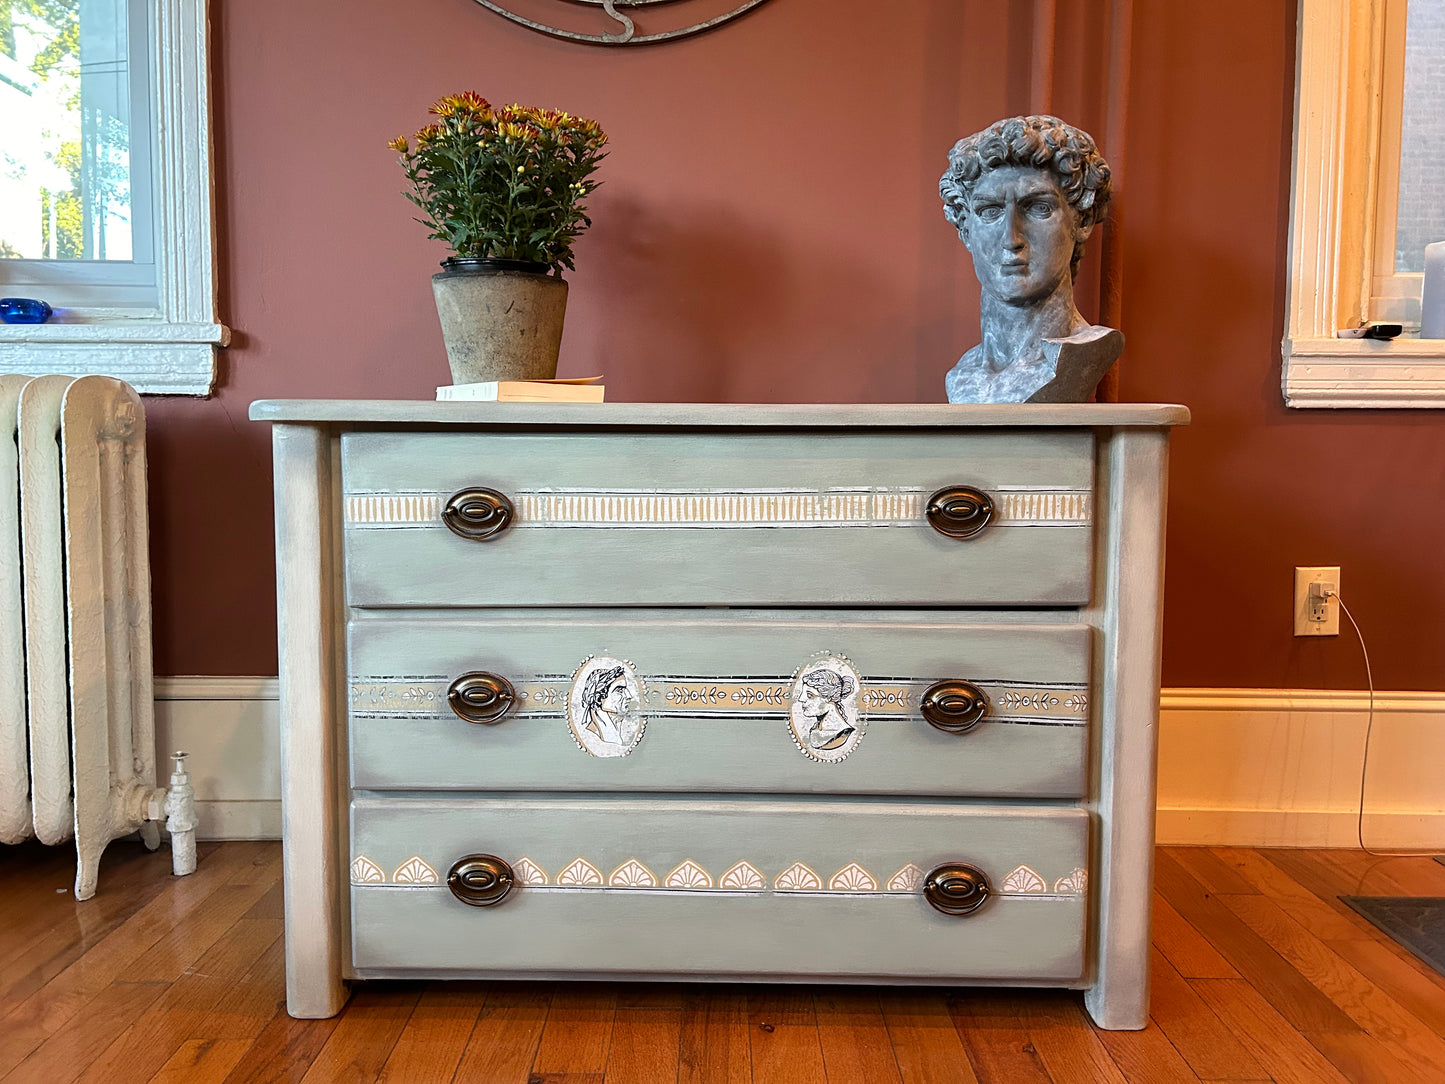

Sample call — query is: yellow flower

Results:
[497,120,539,142]
[430,91,491,119]
[387,135,408,153]
[414,123,442,145]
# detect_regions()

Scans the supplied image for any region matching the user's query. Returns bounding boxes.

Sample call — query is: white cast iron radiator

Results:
[0,374,196,899]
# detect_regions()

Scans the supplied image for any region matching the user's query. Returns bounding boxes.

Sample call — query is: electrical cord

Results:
[1328,588,1443,857]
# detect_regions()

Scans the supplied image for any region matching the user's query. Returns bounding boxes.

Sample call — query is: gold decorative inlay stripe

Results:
[344,486,1091,529]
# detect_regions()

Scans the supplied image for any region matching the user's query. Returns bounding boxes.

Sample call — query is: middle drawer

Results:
[349,611,1091,798]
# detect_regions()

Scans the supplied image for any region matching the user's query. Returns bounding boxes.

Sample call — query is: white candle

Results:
[1423,241,1445,339]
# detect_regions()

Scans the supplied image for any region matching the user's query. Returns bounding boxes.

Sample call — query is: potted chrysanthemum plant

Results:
[390,91,607,384]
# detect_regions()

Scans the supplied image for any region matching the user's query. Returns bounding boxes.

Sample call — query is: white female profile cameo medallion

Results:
[788,655,865,763]
[567,656,645,758]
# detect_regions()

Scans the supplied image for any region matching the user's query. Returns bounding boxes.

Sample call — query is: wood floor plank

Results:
[603,1006,683,1084]
[0,848,169,1005]
[1219,892,1445,1081]
[812,989,903,1084]
[1153,849,1359,1034]
[1018,995,1129,1084]
[76,917,283,1083]
[216,1005,339,1084]
[1325,937,1445,1036]
[375,985,482,1083]
[1188,979,1352,1084]
[124,851,283,983]
[1321,849,1445,898]
[945,991,1049,1084]
[147,1038,251,1084]
[0,845,273,1077]
[0,843,165,969]
[0,978,169,1084]
[1210,848,1376,941]
[746,988,826,1084]
[451,983,551,1084]
[0,842,246,1023]
[1164,848,1260,896]
[882,989,976,1084]
[676,987,750,1084]
[1093,1019,1200,1084]
[192,932,287,1042]
[532,983,616,1075]
[1145,947,1268,1080]
[1302,1028,1440,1084]
[298,984,421,1084]
[1151,892,1239,979]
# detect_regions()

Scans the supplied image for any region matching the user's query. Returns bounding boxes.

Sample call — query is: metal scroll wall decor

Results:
[471,0,775,45]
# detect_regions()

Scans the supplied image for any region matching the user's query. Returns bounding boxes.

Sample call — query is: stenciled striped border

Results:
[349,854,1088,900]
[349,676,1089,726]
[343,485,1092,530]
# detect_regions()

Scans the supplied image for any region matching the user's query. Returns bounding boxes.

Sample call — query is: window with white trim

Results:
[0,0,226,396]
[1284,0,1445,408]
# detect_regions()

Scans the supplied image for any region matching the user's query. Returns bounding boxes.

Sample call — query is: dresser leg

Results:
[1083,427,1169,1031]
[273,424,349,1019]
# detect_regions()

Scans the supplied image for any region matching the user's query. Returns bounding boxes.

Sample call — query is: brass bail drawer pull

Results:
[447,854,516,907]
[442,487,515,541]
[923,863,991,916]
[920,679,989,733]
[447,672,516,724]
[925,486,994,539]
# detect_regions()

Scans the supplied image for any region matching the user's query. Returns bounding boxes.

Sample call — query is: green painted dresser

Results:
[249,401,1188,1030]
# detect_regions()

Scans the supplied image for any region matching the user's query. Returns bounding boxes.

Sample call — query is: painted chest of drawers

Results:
[250,401,1187,1030]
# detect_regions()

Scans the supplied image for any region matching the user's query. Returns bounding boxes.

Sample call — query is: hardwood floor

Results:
[2,842,1444,1082]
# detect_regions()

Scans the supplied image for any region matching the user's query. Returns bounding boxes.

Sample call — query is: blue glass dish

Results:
[0,298,54,324]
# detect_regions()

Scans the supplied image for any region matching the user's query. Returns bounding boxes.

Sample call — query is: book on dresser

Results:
[436,376,604,402]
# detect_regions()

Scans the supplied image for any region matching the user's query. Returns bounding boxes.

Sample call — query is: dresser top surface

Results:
[249,401,1189,428]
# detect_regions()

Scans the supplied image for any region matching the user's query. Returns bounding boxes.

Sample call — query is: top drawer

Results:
[341,429,1094,608]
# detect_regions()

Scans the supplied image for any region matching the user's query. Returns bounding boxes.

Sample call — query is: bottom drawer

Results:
[349,796,1088,983]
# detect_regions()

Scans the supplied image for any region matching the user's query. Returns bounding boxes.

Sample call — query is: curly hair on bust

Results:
[801,668,854,706]
[940,115,1111,276]
[581,665,627,714]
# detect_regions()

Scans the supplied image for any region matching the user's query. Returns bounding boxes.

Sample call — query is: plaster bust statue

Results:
[940,114,1122,403]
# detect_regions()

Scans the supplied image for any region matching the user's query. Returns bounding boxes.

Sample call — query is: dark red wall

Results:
[145,0,1445,690]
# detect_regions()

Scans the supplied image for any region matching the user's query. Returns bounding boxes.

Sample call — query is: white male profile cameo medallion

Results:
[567,656,645,758]
[788,655,865,763]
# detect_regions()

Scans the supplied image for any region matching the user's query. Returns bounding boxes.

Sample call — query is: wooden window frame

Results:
[0,0,227,397]
[1283,0,1445,408]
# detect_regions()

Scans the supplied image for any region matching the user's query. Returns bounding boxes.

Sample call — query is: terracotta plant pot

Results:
[431,257,569,384]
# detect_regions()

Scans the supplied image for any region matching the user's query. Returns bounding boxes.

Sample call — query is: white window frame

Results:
[1283,0,1445,408]
[0,0,227,396]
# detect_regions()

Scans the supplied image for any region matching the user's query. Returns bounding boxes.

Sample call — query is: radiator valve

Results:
[164,751,198,877]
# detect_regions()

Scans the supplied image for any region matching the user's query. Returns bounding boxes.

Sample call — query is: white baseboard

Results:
[154,679,1445,850]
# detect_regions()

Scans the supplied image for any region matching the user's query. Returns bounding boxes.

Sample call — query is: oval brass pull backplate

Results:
[447,672,516,724]
[923,863,991,916]
[925,486,994,540]
[920,680,989,734]
[442,487,515,541]
[447,854,516,907]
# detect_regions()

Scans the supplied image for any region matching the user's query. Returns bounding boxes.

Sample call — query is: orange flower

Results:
[387,135,408,153]
[414,123,443,145]
[430,91,491,119]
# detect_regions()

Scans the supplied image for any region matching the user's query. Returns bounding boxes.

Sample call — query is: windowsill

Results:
[1282,336,1445,408]
[0,318,231,396]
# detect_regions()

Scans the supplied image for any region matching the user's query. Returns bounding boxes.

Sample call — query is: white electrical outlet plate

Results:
[1294,566,1340,636]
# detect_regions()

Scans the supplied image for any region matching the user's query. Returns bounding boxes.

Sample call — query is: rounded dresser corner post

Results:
[271,422,348,1021]
[1082,425,1172,1031]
